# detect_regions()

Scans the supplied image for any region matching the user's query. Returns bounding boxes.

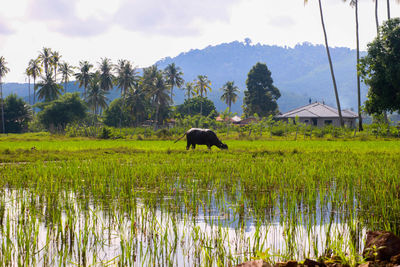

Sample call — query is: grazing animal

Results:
[174,128,228,150]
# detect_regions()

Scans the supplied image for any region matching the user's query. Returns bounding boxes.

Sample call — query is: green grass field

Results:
[0,133,399,266]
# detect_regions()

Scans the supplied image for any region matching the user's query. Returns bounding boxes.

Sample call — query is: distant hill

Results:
[2,41,367,114]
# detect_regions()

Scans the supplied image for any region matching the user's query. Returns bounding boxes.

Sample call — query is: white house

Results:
[277,102,358,128]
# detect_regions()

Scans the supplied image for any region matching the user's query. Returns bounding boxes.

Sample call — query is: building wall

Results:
[292,117,356,128]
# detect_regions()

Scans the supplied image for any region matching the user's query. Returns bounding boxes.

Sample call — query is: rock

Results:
[303,259,326,267]
[275,261,298,267]
[392,253,400,264]
[363,231,400,261]
[235,260,272,267]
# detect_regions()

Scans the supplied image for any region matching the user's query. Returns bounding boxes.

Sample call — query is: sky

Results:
[0,0,399,83]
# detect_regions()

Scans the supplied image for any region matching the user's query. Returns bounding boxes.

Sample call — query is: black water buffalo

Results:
[174,128,228,150]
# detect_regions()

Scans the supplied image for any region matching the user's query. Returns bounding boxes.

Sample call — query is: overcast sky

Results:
[0,0,399,82]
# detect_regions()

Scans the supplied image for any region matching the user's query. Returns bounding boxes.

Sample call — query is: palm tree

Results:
[126,86,147,126]
[36,73,62,102]
[220,81,240,113]
[164,63,184,103]
[114,59,138,100]
[59,62,75,93]
[194,75,212,116]
[345,0,363,130]
[0,56,10,133]
[51,50,61,82]
[98,58,114,93]
[184,82,196,100]
[38,47,53,77]
[304,0,343,126]
[75,61,94,98]
[25,68,31,106]
[27,59,42,108]
[374,0,379,35]
[146,71,171,130]
[86,73,108,117]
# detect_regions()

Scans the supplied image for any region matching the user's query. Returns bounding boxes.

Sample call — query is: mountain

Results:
[2,41,367,114]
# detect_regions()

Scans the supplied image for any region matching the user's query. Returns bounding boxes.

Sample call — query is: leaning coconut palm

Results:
[220,81,240,113]
[27,59,42,108]
[38,47,53,77]
[304,0,343,126]
[51,50,62,82]
[59,62,75,93]
[194,75,212,116]
[0,56,10,133]
[86,73,108,117]
[75,61,94,98]
[146,71,171,130]
[98,58,114,93]
[36,73,62,102]
[164,63,184,103]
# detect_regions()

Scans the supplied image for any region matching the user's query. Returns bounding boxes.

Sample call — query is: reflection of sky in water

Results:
[1,189,366,266]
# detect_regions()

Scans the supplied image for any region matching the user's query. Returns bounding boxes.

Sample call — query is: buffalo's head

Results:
[219,143,228,150]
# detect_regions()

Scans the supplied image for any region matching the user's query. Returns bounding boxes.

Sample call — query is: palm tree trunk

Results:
[33,78,36,115]
[355,0,363,131]
[375,0,380,35]
[318,0,344,127]
[154,103,159,131]
[28,77,31,106]
[387,0,391,19]
[0,80,5,134]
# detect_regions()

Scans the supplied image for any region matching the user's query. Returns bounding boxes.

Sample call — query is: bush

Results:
[99,127,111,139]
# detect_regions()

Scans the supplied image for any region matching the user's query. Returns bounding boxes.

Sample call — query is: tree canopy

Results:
[0,94,31,133]
[359,18,400,115]
[243,62,281,117]
[38,93,87,129]
[176,96,217,118]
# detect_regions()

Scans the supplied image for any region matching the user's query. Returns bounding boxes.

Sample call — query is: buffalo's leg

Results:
[191,144,196,149]
[207,144,211,150]
[186,141,190,150]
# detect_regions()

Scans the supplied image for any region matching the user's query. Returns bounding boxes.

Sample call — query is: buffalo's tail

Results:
[174,132,187,143]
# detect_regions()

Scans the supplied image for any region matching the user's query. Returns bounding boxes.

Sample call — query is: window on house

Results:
[324,120,333,125]
[312,118,318,126]
[304,120,309,123]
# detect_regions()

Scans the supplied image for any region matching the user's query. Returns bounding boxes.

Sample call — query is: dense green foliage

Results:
[0,94,31,133]
[176,96,217,117]
[243,62,281,117]
[360,18,400,115]
[37,93,87,130]
[103,98,132,127]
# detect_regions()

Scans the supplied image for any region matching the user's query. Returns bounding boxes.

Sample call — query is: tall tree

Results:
[164,63,184,103]
[220,81,240,113]
[345,0,363,130]
[146,71,171,130]
[243,62,281,117]
[194,75,212,116]
[126,86,148,126]
[38,47,53,77]
[59,62,75,93]
[75,61,94,98]
[2,94,32,133]
[98,58,114,93]
[359,18,400,115]
[304,0,344,126]
[27,59,42,108]
[184,82,195,100]
[25,67,31,106]
[86,72,108,116]
[36,73,62,102]
[0,56,10,133]
[51,50,62,83]
[114,59,138,101]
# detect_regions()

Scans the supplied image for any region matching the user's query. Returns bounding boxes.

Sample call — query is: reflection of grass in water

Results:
[0,135,400,265]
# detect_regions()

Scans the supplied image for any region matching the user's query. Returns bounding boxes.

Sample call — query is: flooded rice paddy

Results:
[0,139,399,266]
